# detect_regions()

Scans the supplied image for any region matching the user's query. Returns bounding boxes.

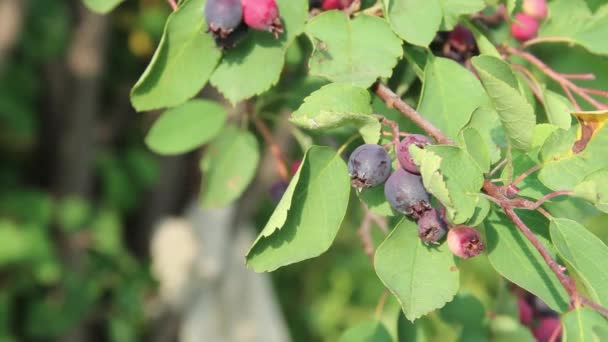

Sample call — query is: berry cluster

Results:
[517,289,562,342]
[205,0,283,48]
[348,137,485,258]
[510,0,547,42]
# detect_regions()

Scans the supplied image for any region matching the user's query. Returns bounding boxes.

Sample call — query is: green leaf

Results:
[246,146,350,272]
[82,0,124,13]
[562,308,608,342]
[572,169,608,212]
[539,123,608,190]
[410,145,484,224]
[550,218,608,307]
[306,12,403,88]
[465,23,501,58]
[130,0,221,111]
[56,196,92,232]
[290,83,380,143]
[489,315,535,342]
[538,0,608,56]
[358,186,394,217]
[374,219,459,321]
[439,0,486,29]
[472,55,536,150]
[200,126,259,208]
[145,100,226,155]
[210,0,307,103]
[543,90,573,130]
[383,0,442,46]
[462,106,504,163]
[397,313,429,341]
[460,127,491,173]
[484,211,569,313]
[418,57,489,140]
[339,321,392,342]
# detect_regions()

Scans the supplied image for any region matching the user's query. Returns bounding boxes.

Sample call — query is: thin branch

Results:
[536,207,553,220]
[358,210,376,263]
[580,87,608,98]
[580,296,608,318]
[488,158,508,177]
[374,114,401,147]
[505,47,608,110]
[561,73,596,81]
[561,83,582,111]
[252,116,290,182]
[167,0,177,11]
[511,164,542,186]
[511,63,545,105]
[374,83,453,145]
[526,190,573,210]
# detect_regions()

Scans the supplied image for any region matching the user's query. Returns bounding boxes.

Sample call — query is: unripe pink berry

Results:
[517,297,533,326]
[523,0,547,20]
[510,13,539,42]
[241,0,283,38]
[447,226,485,259]
[533,317,562,342]
[321,0,353,10]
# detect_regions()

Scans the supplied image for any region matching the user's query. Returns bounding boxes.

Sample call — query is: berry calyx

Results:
[522,0,547,20]
[384,168,431,219]
[214,23,248,49]
[533,317,561,342]
[321,0,354,10]
[205,0,244,40]
[241,0,283,38]
[447,226,485,259]
[417,208,447,245]
[510,13,539,42]
[348,144,392,189]
[396,134,432,174]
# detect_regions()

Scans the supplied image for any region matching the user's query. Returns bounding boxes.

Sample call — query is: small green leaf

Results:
[418,57,489,140]
[82,0,124,13]
[130,0,221,111]
[472,55,536,151]
[462,106,504,163]
[339,321,392,342]
[200,126,259,208]
[247,146,350,272]
[543,90,573,130]
[383,0,443,46]
[358,186,394,217]
[291,83,379,143]
[374,219,459,321]
[550,218,608,307]
[489,315,536,342]
[210,0,308,103]
[439,0,486,29]
[145,100,226,155]
[572,169,608,212]
[460,127,491,173]
[484,211,569,313]
[562,308,608,342]
[306,12,403,87]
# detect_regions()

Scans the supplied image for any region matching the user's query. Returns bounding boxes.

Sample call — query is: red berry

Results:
[523,0,547,20]
[533,317,561,342]
[518,297,534,326]
[447,226,485,259]
[291,160,302,175]
[241,0,283,38]
[321,0,353,10]
[396,134,432,175]
[510,13,539,42]
[447,25,475,52]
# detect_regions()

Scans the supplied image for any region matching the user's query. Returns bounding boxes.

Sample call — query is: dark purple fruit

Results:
[384,168,431,219]
[447,226,485,259]
[347,144,392,189]
[205,0,243,40]
[397,134,432,174]
[417,208,447,245]
[269,180,288,204]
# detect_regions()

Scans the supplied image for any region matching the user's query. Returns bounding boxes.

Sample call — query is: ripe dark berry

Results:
[384,168,431,219]
[348,144,392,189]
[241,0,283,38]
[510,13,539,42]
[309,0,323,9]
[447,226,485,259]
[523,0,547,20]
[205,0,243,40]
[396,134,432,174]
[447,25,475,53]
[417,208,447,245]
[533,317,561,342]
[517,297,533,326]
[321,0,353,10]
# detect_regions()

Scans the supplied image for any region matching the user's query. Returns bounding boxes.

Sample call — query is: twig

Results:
[358,210,376,263]
[526,190,573,210]
[374,83,453,145]
[374,290,390,319]
[580,296,608,318]
[374,114,401,147]
[511,63,545,105]
[561,73,596,81]
[536,207,553,220]
[511,164,542,186]
[488,158,508,177]
[580,87,608,98]
[505,47,608,110]
[252,116,290,182]
[167,0,177,11]
[382,130,408,138]
[560,83,582,111]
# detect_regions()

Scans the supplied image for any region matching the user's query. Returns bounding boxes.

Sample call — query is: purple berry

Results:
[518,297,533,326]
[417,208,447,244]
[384,168,431,219]
[269,180,288,204]
[397,134,432,174]
[533,317,561,342]
[447,226,485,259]
[348,144,392,188]
[205,0,243,40]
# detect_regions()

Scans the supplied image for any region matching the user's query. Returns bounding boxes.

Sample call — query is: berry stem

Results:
[374,114,400,147]
[167,0,177,11]
[374,83,453,145]
[252,115,290,182]
[504,46,608,110]
[526,190,573,209]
